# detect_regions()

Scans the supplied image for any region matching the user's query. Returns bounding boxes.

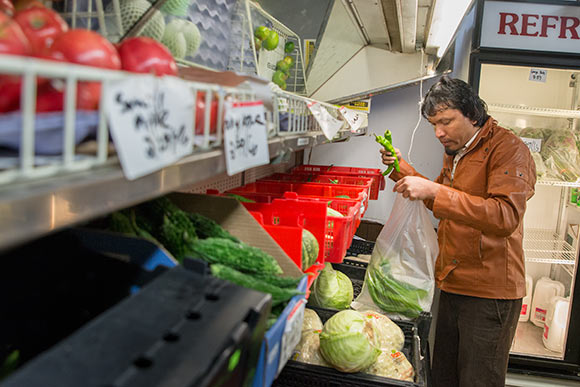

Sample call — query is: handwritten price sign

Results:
[104,76,194,180]
[308,101,344,140]
[520,137,542,153]
[224,101,270,176]
[339,106,363,132]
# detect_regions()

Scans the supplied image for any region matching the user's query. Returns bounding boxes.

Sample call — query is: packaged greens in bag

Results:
[353,193,438,320]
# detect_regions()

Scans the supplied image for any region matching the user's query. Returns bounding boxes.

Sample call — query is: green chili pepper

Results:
[374,131,400,176]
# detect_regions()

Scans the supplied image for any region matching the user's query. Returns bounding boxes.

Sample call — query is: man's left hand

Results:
[393,176,440,200]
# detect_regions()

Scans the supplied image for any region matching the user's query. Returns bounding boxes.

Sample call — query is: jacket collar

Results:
[463,116,495,155]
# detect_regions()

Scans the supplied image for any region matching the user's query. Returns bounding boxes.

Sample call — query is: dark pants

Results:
[431,291,522,387]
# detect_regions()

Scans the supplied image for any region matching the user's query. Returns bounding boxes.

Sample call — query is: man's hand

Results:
[380,147,401,167]
[393,176,440,200]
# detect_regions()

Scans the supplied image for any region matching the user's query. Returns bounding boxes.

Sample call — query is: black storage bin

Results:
[1,230,271,387]
[273,306,430,387]
[346,238,376,256]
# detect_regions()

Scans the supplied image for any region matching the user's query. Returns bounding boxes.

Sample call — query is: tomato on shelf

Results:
[117,37,178,76]
[0,12,32,112]
[47,29,121,70]
[14,7,68,54]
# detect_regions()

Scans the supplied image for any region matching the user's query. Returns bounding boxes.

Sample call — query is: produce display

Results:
[301,228,319,271]
[309,263,353,310]
[292,308,414,382]
[107,196,304,322]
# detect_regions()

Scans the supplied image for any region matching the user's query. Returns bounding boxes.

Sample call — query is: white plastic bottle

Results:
[530,277,565,327]
[543,296,570,352]
[519,274,534,322]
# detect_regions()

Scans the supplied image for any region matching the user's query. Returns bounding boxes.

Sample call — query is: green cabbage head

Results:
[319,310,381,372]
[309,263,353,310]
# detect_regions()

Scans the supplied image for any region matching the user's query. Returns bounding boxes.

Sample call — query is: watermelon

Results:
[301,228,319,271]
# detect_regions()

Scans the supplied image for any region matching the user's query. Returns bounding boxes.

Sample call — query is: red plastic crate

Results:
[291,164,386,200]
[227,181,369,213]
[260,173,373,201]
[243,194,360,264]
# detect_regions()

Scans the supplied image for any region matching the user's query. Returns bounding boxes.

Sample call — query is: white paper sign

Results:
[307,101,344,140]
[520,137,542,153]
[339,106,363,132]
[104,76,194,180]
[277,299,306,375]
[224,101,270,176]
[529,69,547,83]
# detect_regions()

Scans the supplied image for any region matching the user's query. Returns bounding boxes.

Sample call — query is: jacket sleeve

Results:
[431,141,536,237]
[389,157,446,211]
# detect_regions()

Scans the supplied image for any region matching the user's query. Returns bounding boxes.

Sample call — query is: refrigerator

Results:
[469,0,580,381]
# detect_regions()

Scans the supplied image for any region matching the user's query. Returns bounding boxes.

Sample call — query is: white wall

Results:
[306,6,477,224]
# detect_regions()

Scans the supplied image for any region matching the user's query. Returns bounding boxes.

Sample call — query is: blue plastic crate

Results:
[252,275,308,387]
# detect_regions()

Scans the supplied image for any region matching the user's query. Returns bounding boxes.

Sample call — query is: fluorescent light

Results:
[426,0,473,57]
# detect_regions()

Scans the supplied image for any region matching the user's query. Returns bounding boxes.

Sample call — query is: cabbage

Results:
[361,310,404,351]
[364,350,415,382]
[319,310,381,372]
[292,330,329,367]
[309,263,353,310]
[302,308,323,331]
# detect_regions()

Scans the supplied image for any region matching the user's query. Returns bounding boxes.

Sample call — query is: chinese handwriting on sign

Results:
[115,91,189,160]
[224,112,264,160]
[529,69,547,83]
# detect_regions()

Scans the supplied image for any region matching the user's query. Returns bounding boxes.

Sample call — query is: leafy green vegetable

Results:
[225,193,256,203]
[186,212,239,243]
[210,264,302,306]
[319,310,381,372]
[309,263,353,310]
[190,237,282,275]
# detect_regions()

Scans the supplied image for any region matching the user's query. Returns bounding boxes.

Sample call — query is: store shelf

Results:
[511,321,564,360]
[536,180,580,188]
[0,129,364,252]
[488,104,580,119]
[523,229,576,265]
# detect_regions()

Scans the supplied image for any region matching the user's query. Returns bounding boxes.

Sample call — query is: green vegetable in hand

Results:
[374,129,400,176]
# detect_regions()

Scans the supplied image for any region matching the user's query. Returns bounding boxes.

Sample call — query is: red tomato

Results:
[36,81,102,112]
[14,7,69,54]
[118,37,178,76]
[195,91,218,135]
[0,0,14,16]
[47,29,121,70]
[35,83,63,112]
[0,13,32,112]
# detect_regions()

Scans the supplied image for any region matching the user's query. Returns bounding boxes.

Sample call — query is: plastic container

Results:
[291,164,386,200]
[530,277,565,327]
[519,274,534,322]
[543,296,570,353]
[261,173,374,201]
[273,306,430,387]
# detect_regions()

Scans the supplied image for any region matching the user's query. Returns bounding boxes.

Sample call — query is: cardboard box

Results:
[168,193,306,387]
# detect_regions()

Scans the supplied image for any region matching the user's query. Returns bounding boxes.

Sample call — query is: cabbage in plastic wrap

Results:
[361,310,405,351]
[302,308,323,331]
[364,350,415,382]
[291,329,330,367]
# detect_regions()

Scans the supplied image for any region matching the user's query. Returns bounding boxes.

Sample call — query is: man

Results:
[381,76,536,387]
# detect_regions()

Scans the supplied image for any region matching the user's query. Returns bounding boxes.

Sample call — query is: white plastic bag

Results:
[353,194,438,320]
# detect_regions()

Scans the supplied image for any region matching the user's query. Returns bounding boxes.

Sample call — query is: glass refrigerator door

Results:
[478,63,580,361]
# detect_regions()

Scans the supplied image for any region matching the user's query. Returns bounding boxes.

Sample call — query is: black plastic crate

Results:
[346,238,375,256]
[273,306,428,387]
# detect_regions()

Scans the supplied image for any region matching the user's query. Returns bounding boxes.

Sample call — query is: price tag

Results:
[277,299,306,375]
[297,137,309,146]
[104,75,194,180]
[224,101,270,176]
[520,137,542,153]
[529,68,547,83]
[339,106,363,132]
[307,101,344,140]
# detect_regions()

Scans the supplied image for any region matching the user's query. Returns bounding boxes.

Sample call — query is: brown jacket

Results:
[391,117,536,299]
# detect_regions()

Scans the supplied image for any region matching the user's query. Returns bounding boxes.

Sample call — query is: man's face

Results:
[427,107,479,156]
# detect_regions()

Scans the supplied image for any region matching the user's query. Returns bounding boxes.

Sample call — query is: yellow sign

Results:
[344,99,371,113]
[304,39,316,69]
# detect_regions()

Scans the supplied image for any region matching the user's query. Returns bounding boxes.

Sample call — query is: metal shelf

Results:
[536,179,580,188]
[523,229,576,265]
[488,103,580,119]
[0,129,364,252]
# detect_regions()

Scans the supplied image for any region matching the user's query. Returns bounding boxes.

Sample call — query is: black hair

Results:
[421,75,489,127]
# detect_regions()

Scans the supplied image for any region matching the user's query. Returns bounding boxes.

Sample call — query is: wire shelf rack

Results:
[523,229,577,264]
[489,103,580,119]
